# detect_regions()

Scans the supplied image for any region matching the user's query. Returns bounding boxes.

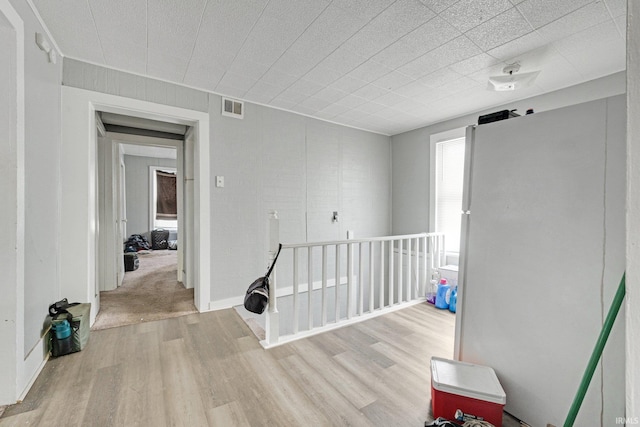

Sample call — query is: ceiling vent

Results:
[222,97,244,119]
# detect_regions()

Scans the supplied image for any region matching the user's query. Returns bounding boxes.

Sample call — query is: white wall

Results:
[0,1,20,406]
[1,0,62,406]
[208,94,391,303]
[627,0,640,419]
[61,59,392,310]
[124,154,176,236]
[391,72,626,236]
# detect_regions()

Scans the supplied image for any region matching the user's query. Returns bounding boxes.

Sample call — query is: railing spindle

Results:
[369,241,374,313]
[308,246,313,330]
[379,240,385,310]
[389,239,394,306]
[407,238,413,301]
[335,244,340,322]
[422,235,428,298]
[358,242,364,315]
[347,242,353,319]
[293,247,299,334]
[398,239,403,304]
[322,244,328,326]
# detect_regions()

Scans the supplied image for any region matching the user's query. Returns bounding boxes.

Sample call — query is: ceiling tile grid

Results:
[34,0,628,135]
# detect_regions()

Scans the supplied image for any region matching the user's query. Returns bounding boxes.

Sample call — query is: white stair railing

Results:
[262,232,445,348]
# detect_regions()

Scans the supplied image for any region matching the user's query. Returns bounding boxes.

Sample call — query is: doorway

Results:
[93,113,198,329]
[59,87,211,325]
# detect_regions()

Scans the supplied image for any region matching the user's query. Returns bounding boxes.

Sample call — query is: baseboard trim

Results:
[209,296,244,311]
[18,335,49,402]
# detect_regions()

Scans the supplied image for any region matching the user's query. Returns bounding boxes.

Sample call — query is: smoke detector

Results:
[488,62,540,91]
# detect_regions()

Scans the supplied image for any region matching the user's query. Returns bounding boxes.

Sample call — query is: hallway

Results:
[92,250,196,330]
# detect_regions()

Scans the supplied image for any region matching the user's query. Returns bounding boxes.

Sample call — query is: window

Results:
[434,137,465,254]
[150,166,177,230]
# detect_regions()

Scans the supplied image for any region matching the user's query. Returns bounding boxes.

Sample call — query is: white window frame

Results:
[149,166,177,231]
[430,127,466,262]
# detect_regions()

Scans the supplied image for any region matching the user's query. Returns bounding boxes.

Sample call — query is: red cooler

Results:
[430,357,506,427]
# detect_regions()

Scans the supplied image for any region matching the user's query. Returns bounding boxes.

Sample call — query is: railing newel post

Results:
[265,211,280,345]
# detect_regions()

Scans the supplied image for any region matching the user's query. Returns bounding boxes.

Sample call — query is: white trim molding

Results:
[0,0,26,405]
[60,86,211,317]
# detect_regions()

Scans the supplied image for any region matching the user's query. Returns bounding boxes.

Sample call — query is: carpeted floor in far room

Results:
[92,250,197,330]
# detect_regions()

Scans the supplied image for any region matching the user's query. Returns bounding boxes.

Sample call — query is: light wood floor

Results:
[0,304,516,426]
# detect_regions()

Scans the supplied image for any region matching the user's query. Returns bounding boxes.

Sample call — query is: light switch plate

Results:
[216,176,224,187]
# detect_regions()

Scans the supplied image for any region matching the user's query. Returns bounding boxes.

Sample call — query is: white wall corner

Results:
[627,0,640,420]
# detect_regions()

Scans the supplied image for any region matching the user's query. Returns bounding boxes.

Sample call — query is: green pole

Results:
[563,273,626,427]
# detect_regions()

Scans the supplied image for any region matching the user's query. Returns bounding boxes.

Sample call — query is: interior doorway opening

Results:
[94,112,197,329]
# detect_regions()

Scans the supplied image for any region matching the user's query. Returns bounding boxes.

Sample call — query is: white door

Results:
[116,158,126,287]
[183,128,195,289]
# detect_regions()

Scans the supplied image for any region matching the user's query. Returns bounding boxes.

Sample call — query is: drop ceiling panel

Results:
[194,0,268,57]
[604,0,627,17]
[372,17,461,69]
[147,49,189,82]
[330,75,369,93]
[371,71,416,91]
[341,0,436,57]
[314,86,349,103]
[532,55,582,92]
[226,58,271,82]
[101,36,146,74]
[89,0,146,46]
[331,0,396,20]
[290,5,370,59]
[147,0,207,60]
[449,53,501,76]
[348,60,394,84]
[440,0,513,33]
[552,20,624,57]
[33,0,628,136]
[398,36,482,78]
[245,80,283,101]
[319,47,369,75]
[516,0,593,29]
[466,7,533,51]
[418,0,460,14]
[351,84,392,101]
[286,79,325,97]
[183,57,227,91]
[534,1,612,44]
[302,65,344,86]
[486,30,548,61]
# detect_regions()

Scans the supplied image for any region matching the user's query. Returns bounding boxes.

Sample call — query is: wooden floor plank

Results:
[2,304,507,427]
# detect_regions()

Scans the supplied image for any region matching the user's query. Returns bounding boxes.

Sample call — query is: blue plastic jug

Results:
[54,320,71,339]
[435,279,449,309]
[448,287,458,313]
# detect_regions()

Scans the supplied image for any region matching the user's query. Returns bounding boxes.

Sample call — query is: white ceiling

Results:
[33,0,627,135]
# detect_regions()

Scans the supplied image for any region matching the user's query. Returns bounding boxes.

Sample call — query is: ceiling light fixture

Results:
[488,62,539,91]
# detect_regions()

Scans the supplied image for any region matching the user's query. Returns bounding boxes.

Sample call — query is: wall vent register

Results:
[222,98,244,119]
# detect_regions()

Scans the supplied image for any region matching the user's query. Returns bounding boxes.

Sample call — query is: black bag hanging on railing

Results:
[244,244,283,314]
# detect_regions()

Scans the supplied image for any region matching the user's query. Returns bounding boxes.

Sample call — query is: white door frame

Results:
[60,86,211,321]
[0,0,28,405]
